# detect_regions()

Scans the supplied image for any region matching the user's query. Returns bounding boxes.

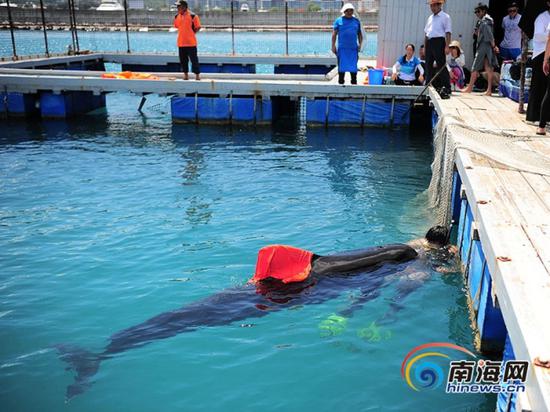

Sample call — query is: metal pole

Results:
[70,0,80,52]
[39,0,50,57]
[230,1,235,55]
[6,0,17,59]
[67,0,76,53]
[123,0,131,53]
[285,1,289,55]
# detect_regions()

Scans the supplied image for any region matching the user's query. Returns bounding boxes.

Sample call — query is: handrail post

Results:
[67,0,76,53]
[39,0,49,57]
[231,1,235,55]
[70,0,80,52]
[285,1,289,55]
[6,0,17,60]
[124,0,131,53]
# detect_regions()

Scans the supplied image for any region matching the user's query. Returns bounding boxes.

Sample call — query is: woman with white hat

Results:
[446,40,466,90]
[331,3,363,85]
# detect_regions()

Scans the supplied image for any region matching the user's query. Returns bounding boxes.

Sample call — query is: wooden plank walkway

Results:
[430,89,550,411]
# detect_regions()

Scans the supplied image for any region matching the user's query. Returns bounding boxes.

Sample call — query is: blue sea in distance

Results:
[0,30,377,57]
[0,31,495,411]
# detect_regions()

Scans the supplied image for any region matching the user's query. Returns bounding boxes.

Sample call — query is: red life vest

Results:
[251,245,313,284]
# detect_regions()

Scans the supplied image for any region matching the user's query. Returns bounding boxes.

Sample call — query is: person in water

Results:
[408,224,459,273]
[57,226,457,400]
[252,225,456,286]
[320,225,459,338]
[409,224,456,254]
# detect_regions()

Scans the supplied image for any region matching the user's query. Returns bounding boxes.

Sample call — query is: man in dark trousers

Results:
[174,0,201,80]
[424,0,452,98]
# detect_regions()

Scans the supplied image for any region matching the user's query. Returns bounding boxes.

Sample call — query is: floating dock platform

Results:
[0,53,423,126]
[431,89,550,412]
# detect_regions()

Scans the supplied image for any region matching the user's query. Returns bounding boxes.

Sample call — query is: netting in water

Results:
[428,115,550,226]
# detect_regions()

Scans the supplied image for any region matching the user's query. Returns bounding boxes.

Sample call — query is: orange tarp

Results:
[101,72,160,80]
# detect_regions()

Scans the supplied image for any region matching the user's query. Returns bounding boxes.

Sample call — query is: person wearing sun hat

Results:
[446,40,466,90]
[424,0,452,98]
[500,2,522,61]
[331,3,363,85]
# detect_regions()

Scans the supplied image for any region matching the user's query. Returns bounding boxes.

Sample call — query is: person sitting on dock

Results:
[391,43,425,86]
[461,3,499,96]
[332,3,363,85]
[174,0,201,81]
[446,40,467,90]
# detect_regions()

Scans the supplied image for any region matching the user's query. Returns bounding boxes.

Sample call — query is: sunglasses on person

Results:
[508,8,517,13]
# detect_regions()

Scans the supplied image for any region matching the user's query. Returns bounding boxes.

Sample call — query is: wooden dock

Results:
[430,89,550,411]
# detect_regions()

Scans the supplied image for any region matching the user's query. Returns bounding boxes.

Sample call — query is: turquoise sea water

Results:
[0,32,494,411]
[0,94,495,411]
[0,30,377,57]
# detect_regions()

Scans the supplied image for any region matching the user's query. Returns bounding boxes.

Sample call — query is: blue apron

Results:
[334,16,360,73]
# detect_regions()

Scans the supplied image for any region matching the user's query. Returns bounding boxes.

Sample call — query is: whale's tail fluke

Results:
[55,344,101,401]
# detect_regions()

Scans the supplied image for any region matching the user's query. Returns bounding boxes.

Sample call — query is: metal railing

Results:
[0,0,379,59]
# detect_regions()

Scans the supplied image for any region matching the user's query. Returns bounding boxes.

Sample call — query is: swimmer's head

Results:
[425,225,450,247]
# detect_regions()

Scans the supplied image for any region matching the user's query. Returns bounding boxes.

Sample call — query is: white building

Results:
[358,0,379,12]
[377,0,480,69]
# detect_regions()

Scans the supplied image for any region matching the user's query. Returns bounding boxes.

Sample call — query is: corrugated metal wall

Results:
[377,0,482,69]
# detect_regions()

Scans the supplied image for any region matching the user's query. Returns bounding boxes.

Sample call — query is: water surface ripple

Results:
[0,94,493,411]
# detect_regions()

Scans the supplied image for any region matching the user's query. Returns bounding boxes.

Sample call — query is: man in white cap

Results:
[331,3,363,85]
[424,0,452,98]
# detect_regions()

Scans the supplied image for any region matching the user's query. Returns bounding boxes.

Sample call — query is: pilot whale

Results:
[56,243,418,400]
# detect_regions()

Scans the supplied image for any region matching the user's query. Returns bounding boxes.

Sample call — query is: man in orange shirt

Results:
[174,0,201,80]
